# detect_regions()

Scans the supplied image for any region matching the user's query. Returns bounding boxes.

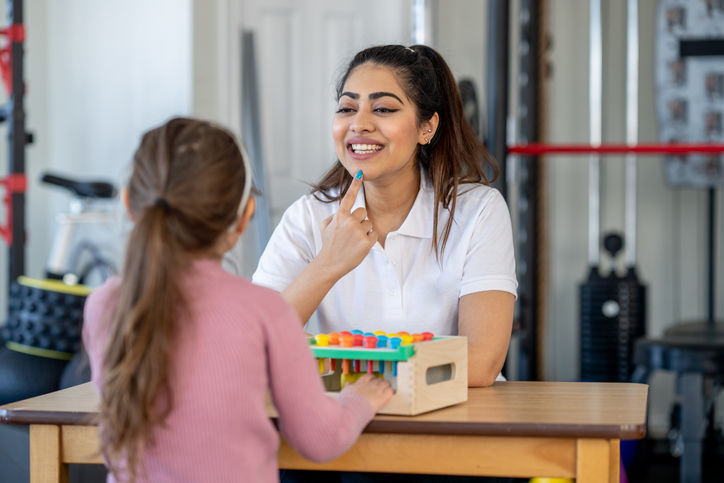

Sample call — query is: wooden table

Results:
[0,381,647,483]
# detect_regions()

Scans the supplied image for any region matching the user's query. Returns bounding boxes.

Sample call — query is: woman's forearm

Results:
[458,290,516,387]
[281,258,342,324]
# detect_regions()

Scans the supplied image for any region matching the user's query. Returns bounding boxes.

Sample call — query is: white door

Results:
[238,0,411,224]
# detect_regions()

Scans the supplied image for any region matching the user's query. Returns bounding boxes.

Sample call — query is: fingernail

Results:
[355,170,363,180]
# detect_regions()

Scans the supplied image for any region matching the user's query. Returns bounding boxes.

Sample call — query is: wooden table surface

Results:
[1,381,648,482]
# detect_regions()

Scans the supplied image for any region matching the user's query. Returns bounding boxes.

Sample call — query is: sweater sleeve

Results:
[82,277,121,393]
[262,296,375,462]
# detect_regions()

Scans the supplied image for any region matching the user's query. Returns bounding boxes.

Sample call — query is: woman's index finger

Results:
[339,170,363,214]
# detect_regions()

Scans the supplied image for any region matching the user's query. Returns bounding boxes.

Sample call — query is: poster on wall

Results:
[656,0,724,187]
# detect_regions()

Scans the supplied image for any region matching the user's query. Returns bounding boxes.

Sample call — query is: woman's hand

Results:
[341,373,394,413]
[316,171,377,278]
[282,171,376,324]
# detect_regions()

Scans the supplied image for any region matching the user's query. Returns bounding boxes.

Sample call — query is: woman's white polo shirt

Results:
[252,174,517,336]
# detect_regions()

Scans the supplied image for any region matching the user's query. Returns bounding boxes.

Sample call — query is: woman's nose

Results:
[350,111,373,134]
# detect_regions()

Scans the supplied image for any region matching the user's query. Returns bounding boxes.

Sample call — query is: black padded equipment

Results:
[41,173,117,199]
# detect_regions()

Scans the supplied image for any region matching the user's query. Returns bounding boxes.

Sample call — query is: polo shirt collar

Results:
[351,169,434,239]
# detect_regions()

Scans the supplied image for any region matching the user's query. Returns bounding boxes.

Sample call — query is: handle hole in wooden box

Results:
[426,363,455,385]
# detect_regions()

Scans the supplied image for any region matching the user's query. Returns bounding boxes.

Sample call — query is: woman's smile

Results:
[346,136,385,158]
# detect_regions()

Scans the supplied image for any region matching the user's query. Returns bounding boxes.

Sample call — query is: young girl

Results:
[82,117,393,482]
[252,45,517,389]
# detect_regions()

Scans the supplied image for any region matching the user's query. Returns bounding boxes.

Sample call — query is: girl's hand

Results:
[342,373,394,413]
[317,171,377,277]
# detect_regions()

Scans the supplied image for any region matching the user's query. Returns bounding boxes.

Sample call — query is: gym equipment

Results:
[41,172,118,284]
[0,276,90,404]
[0,0,29,285]
[579,233,646,382]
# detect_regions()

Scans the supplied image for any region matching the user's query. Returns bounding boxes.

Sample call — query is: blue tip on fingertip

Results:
[355,170,363,180]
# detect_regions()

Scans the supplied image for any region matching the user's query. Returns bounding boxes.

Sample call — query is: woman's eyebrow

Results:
[338,91,404,104]
[369,92,404,104]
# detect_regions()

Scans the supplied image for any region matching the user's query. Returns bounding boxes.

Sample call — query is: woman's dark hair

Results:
[100,117,248,481]
[313,44,499,255]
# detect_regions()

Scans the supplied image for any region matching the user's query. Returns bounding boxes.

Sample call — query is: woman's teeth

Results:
[351,144,382,154]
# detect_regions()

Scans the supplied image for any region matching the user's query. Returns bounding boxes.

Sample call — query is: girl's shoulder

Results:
[85,276,122,312]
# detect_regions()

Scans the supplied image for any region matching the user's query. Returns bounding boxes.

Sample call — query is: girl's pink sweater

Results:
[83,259,374,482]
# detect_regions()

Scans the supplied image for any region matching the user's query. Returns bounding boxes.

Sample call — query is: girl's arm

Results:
[265,298,391,461]
[458,290,515,387]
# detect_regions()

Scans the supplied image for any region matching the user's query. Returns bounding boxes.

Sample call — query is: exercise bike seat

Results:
[41,173,117,199]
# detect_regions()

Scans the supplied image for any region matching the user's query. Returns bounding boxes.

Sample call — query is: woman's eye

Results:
[336,107,355,113]
[375,107,399,113]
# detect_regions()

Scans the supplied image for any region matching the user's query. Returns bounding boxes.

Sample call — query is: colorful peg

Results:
[400,334,413,346]
[353,334,364,372]
[389,336,402,376]
[326,333,339,371]
[314,334,330,373]
[340,334,353,375]
[363,335,377,373]
[422,331,434,341]
[376,335,388,373]
[412,333,424,343]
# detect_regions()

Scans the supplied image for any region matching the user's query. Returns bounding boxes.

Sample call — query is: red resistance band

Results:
[508,143,724,156]
[0,173,27,245]
[0,24,26,97]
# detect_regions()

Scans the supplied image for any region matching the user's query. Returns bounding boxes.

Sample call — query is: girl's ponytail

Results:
[99,118,249,481]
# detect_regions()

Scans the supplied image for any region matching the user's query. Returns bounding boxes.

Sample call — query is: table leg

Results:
[30,425,68,483]
[576,438,619,483]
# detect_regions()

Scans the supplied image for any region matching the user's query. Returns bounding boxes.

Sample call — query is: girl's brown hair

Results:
[99,117,248,480]
[313,44,498,255]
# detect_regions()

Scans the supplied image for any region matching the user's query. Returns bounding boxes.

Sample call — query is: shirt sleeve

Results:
[82,277,121,393]
[459,189,518,298]
[262,296,375,462]
[252,197,318,292]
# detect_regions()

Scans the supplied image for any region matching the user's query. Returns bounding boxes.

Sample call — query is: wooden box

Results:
[312,336,468,415]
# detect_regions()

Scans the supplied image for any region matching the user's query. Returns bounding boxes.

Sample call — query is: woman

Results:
[253,44,517,388]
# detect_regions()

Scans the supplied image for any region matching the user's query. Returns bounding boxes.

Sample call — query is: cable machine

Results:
[0,0,27,285]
